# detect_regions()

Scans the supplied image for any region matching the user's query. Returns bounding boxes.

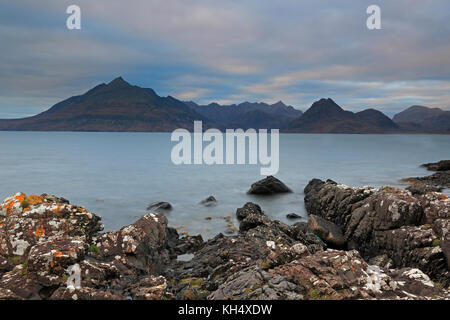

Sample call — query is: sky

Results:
[0,0,449,118]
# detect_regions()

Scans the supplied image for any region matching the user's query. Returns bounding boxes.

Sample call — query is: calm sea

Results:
[0,132,448,239]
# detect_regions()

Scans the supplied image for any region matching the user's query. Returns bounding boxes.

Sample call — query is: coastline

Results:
[1,172,449,300]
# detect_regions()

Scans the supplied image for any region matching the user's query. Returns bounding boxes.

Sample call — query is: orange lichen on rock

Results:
[52,204,61,214]
[52,251,63,258]
[22,195,45,212]
[35,225,45,238]
[2,192,26,216]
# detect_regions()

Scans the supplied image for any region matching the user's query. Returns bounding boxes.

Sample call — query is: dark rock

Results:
[174,235,204,255]
[40,193,70,204]
[200,196,218,207]
[304,179,450,286]
[147,201,172,211]
[422,160,450,171]
[239,214,267,232]
[406,183,442,195]
[293,222,308,233]
[404,171,450,188]
[286,213,301,219]
[236,202,263,221]
[307,214,346,248]
[50,287,125,300]
[0,288,22,300]
[247,176,292,195]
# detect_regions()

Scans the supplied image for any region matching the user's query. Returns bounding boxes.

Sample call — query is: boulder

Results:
[247,176,292,195]
[307,214,346,248]
[236,202,263,221]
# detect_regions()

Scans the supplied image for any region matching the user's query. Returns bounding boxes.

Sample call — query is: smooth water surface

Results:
[0,132,448,239]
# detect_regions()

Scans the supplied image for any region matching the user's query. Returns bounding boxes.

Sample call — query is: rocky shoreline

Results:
[0,171,449,300]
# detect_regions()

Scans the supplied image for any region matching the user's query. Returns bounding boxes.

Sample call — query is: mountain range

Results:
[0,77,448,133]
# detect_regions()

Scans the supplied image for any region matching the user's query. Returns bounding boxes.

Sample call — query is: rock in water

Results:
[307,214,345,248]
[404,159,450,189]
[147,201,172,211]
[422,160,450,171]
[286,213,301,220]
[200,196,218,207]
[247,176,292,194]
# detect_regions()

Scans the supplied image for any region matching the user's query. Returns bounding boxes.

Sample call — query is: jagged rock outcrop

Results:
[304,179,450,286]
[0,192,178,300]
[210,250,448,300]
[1,192,449,300]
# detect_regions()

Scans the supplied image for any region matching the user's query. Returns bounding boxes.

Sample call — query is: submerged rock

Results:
[286,213,301,220]
[146,201,172,211]
[247,176,292,195]
[200,196,218,207]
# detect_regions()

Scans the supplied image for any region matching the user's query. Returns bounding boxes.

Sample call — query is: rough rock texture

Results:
[236,202,263,221]
[0,192,178,300]
[304,179,450,286]
[247,176,292,195]
[210,250,449,300]
[1,192,449,300]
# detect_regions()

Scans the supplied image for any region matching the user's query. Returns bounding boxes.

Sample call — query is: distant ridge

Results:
[189,100,303,129]
[393,105,450,132]
[0,77,215,132]
[0,77,448,133]
[287,98,399,133]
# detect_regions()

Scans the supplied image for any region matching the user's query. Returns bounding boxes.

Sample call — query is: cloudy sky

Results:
[1,0,449,118]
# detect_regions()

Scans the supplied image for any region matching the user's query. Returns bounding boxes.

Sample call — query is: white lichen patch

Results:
[402,269,434,287]
[266,241,276,249]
